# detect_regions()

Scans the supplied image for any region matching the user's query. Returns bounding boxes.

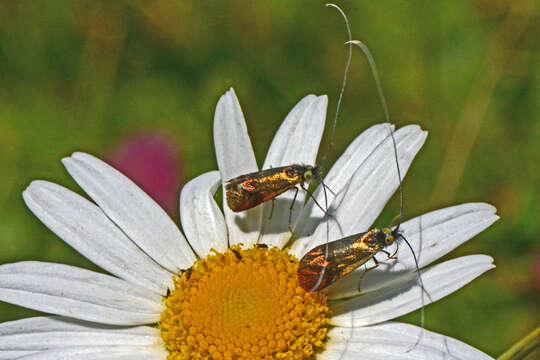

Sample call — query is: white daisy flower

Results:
[0,88,498,359]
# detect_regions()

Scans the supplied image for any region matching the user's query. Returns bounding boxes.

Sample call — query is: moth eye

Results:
[385,235,394,246]
[304,170,312,182]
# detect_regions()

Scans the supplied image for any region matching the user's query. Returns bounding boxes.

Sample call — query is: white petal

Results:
[326,203,499,298]
[329,255,494,327]
[323,322,493,360]
[62,153,196,272]
[262,95,326,168]
[0,351,35,359]
[0,316,162,351]
[291,125,427,257]
[180,171,228,257]
[294,123,394,242]
[23,181,173,295]
[0,262,163,326]
[214,88,262,247]
[16,346,167,360]
[259,94,328,249]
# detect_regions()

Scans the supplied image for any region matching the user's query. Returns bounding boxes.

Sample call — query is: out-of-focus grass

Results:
[0,0,538,357]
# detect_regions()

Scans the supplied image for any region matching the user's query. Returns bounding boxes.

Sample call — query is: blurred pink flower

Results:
[107,132,183,215]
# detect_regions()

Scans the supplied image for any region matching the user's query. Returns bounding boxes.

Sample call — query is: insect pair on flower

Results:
[223,6,423,296]
[223,126,416,294]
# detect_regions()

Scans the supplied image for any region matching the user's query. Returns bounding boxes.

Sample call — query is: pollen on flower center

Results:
[159,245,330,359]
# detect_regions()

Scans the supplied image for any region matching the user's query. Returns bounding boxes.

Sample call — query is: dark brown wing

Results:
[297,232,377,291]
[225,165,303,212]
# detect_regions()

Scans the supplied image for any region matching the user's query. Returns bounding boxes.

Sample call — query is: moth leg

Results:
[288,187,299,233]
[380,249,398,261]
[268,198,275,220]
[390,239,400,258]
[301,183,332,218]
[357,257,380,292]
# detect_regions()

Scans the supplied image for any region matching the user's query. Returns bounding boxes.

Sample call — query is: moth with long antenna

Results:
[224,3,352,228]
[296,124,419,291]
[297,38,428,328]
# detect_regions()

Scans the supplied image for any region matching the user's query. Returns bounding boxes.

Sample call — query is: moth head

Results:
[303,166,313,183]
[380,227,395,246]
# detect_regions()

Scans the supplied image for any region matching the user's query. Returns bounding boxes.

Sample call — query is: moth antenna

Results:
[389,125,403,231]
[346,40,403,229]
[348,40,427,342]
[399,232,432,352]
[345,40,390,124]
[399,234,425,326]
[307,3,353,293]
[318,3,353,168]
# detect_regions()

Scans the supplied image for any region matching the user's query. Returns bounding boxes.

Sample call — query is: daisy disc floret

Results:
[160,245,329,359]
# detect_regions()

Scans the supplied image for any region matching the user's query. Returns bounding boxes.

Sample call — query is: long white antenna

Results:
[318,3,353,167]
[347,40,426,332]
[308,3,353,292]
[345,40,403,227]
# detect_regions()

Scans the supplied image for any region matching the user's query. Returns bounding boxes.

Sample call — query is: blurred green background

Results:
[0,0,538,357]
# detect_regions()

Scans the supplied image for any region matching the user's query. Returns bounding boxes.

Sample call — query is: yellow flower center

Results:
[159,245,330,359]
